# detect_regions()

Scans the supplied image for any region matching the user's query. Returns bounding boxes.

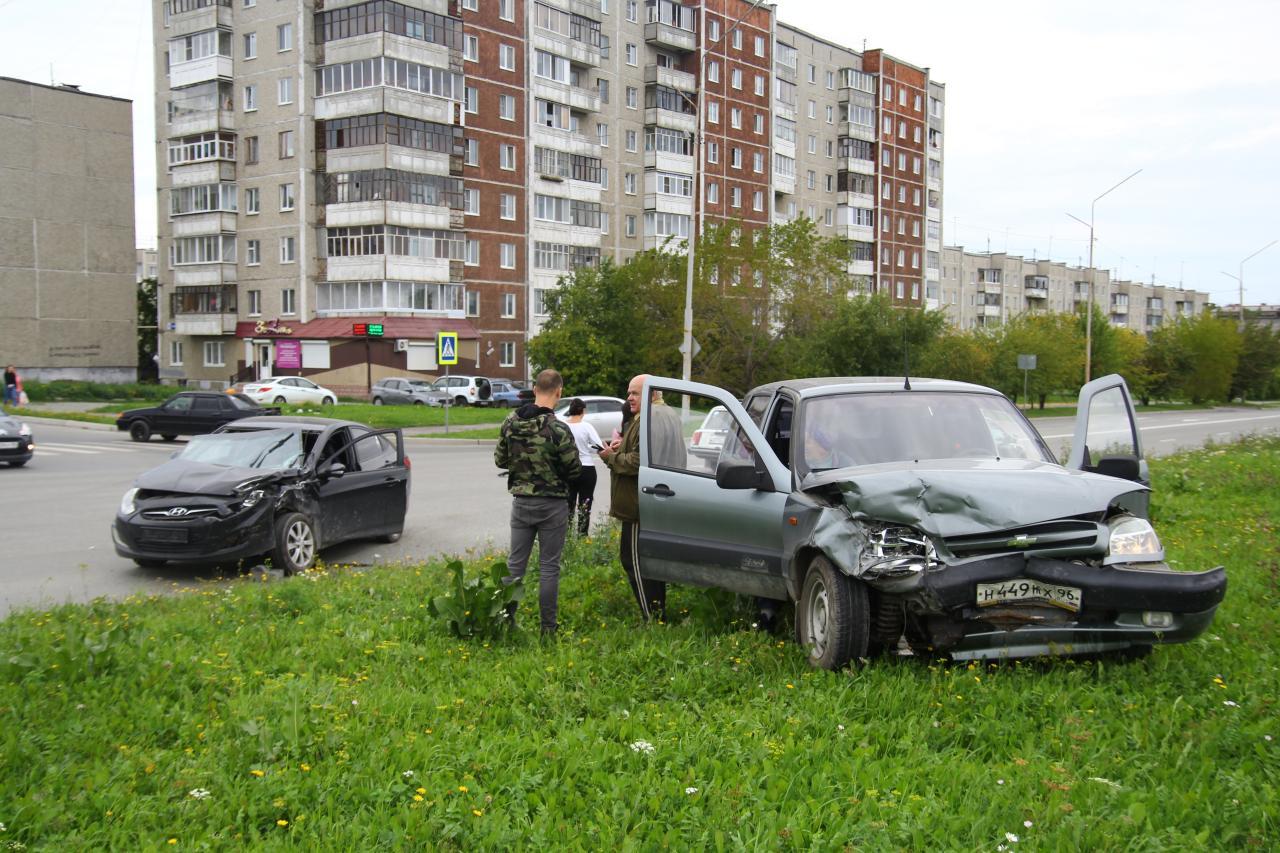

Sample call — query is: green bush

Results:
[427,559,524,639]
[22,380,173,403]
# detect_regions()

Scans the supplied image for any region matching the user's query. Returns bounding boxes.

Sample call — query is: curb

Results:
[16,415,116,432]
[408,436,499,447]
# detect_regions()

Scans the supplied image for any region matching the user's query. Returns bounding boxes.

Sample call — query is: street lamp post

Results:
[1221,239,1278,325]
[1066,168,1142,383]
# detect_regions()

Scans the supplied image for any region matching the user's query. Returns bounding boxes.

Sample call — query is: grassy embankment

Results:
[0,439,1277,847]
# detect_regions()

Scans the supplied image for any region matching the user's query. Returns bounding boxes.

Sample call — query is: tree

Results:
[137,278,159,382]
[989,313,1083,407]
[1110,327,1156,404]
[1076,303,1125,382]
[1151,313,1242,403]
[917,328,996,386]
[793,292,946,379]
[1230,321,1280,401]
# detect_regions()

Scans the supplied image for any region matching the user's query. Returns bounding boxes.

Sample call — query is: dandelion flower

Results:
[277,819,288,827]
[168,840,177,846]
[630,740,655,754]
[300,763,311,772]
[472,809,484,817]
[413,795,424,802]
[416,787,426,795]
[1006,832,1019,843]
[250,769,265,778]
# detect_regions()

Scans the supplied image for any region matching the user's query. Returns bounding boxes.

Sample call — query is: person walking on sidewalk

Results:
[3,365,19,408]
[494,368,582,636]
[562,398,603,536]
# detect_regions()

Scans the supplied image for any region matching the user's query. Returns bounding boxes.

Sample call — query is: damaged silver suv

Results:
[634,375,1226,669]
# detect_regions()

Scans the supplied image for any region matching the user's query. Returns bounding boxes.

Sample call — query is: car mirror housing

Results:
[321,462,347,479]
[715,457,769,491]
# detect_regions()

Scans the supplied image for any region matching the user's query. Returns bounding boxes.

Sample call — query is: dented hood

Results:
[136,460,285,496]
[803,459,1146,538]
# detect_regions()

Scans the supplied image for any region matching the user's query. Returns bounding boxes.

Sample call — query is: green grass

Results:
[274,402,510,429]
[5,408,116,425]
[1,439,1277,848]
[419,426,502,440]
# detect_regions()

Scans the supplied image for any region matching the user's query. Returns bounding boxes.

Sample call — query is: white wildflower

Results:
[1088,777,1123,789]
[1006,832,1019,843]
[621,709,629,719]
[837,724,845,732]
[685,787,698,795]
[351,699,358,706]
[996,779,1005,785]
[1223,700,1238,707]
[188,788,211,800]
[1266,735,1273,742]
[1023,820,1033,828]
[629,740,654,755]
[997,846,1007,852]
[402,770,415,778]
[0,822,6,832]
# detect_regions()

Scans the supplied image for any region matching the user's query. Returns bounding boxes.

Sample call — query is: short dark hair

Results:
[566,397,586,416]
[535,369,563,393]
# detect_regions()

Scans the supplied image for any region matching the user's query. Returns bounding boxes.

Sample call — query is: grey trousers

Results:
[505,495,570,630]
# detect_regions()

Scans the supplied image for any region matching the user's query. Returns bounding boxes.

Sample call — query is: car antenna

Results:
[902,321,911,391]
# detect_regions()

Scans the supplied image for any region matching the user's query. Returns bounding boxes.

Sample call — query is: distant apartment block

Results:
[0,77,137,382]
[153,0,943,391]
[940,246,1210,335]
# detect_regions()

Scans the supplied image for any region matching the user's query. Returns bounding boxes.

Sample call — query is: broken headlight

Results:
[861,524,939,577]
[239,489,267,510]
[1105,515,1163,563]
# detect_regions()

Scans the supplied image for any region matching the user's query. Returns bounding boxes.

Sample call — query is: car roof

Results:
[173,391,230,398]
[745,376,1001,399]
[561,394,623,402]
[224,415,368,432]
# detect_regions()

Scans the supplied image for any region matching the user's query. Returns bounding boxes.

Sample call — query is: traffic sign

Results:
[438,331,458,365]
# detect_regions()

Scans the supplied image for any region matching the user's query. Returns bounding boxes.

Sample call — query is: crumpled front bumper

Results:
[112,504,277,566]
[902,553,1227,659]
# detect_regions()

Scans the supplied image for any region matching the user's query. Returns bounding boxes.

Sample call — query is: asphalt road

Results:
[1,406,1277,615]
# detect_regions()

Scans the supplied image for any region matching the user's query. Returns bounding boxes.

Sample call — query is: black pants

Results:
[620,520,665,622]
[567,466,597,536]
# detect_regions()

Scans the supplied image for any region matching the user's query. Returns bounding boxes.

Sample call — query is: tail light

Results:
[692,430,703,444]
[404,456,411,470]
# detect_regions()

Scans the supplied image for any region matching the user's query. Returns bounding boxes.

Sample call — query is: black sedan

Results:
[0,413,34,467]
[112,416,409,573]
[116,392,279,442]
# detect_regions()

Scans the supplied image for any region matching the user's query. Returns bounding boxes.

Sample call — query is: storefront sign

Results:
[275,339,302,369]
[254,319,294,335]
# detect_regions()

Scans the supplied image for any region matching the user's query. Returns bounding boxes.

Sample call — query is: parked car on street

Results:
[370,377,435,406]
[555,395,624,437]
[112,416,409,573]
[687,405,731,466]
[422,375,493,407]
[116,392,279,442]
[489,380,524,408]
[0,413,34,467]
[632,374,1227,669]
[241,376,337,406]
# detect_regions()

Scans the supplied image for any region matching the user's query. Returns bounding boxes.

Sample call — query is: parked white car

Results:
[555,395,625,439]
[241,376,337,406]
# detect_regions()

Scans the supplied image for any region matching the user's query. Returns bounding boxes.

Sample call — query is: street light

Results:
[1066,167,1142,383]
[1221,239,1278,325]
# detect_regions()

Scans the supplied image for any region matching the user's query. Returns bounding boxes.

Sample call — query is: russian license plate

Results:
[976,579,1082,612]
[0,440,18,449]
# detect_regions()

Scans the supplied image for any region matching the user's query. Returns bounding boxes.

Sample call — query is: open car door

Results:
[1066,373,1149,517]
[635,377,792,599]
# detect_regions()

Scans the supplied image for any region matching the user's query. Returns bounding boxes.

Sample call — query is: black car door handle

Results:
[642,484,675,497]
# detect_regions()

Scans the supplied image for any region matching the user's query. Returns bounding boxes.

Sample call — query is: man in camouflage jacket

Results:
[494,368,581,635]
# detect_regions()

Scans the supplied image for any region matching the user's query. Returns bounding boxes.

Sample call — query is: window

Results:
[826,105,834,123]
[598,122,609,146]
[807,64,816,83]
[499,0,514,20]
[203,341,225,367]
[806,170,815,190]
[730,107,741,129]
[282,288,296,313]
[731,68,742,89]
[827,70,835,89]
[499,341,515,367]
[732,29,741,50]
[500,243,516,269]
[625,215,635,237]
[598,78,609,103]
[624,172,636,194]
[754,35,765,56]
[499,44,515,70]
[752,151,763,172]
[279,183,295,211]
[246,239,260,265]
[280,237,296,264]
[898,152,907,170]
[753,190,763,211]
[464,86,477,113]
[466,290,479,316]
[278,130,294,158]
[499,94,515,120]
[243,84,257,111]
[883,82,892,100]
[625,43,637,65]
[730,186,740,208]
[248,290,261,315]
[707,141,718,163]
[897,216,905,235]
[465,188,479,215]
[626,86,638,108]
[826,140,833,158]
[883,115,892,134]
[753,113,764,134]
[730,147,741,168]
[277,23,292,52]
[627,0,638,22]
[278,77,292,105]
[465,138,479,165]
[464,34,478,61]
[754,74,765,96]
[465,239,479,265]
[170,341,184,366]
[601,212,609,234]
[898,185,906,203]
[708,18,720,41]
[807,134,817,154]
[462,0,477,9]
[882,148,891,167]
[500,193,516,220]
[707,101,719,124]
[707,181,718,203]
[899,88,907,106]
[500,144,515,169]
[882,180,891,200]
[825,174,833,191]
[626,129,637,152]
[245,187,259,214]
[914,93,922,111]
[243,32,256,59]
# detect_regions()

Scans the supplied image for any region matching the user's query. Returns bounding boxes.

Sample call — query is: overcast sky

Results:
[3,0,1278,305]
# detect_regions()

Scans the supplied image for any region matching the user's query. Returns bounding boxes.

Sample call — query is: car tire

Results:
[161,434,178,442]
[133,558,166,569]
[413,400,425,406]
[272,512,316,575]
[8,459,27,468]
[274,396,287,404]
[372,397,384,405]
[867,592,905,657]
[796,555,869,670]
[322,396,335,406]
[129,420,151,442]
[454,395,467,407]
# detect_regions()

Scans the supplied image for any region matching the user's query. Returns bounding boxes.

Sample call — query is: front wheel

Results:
[129,420,151,442]
[795,555,869,670]
[453,396,467,407]
[321,396,335,406]
[372,397,384,406]
[8,459,28,468]
[274,396,287,404]
[272,512,316,575]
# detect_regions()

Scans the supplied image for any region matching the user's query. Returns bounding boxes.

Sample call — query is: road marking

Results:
[38,442,139,453]
[1040,412,1280,440]
[34,445,99,455]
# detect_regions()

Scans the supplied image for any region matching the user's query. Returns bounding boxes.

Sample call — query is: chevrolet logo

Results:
[1007,534,1038,548]
[165,507,191,518]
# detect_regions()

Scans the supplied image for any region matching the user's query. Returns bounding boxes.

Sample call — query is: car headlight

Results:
[120,487,139,516]
[1107,516,1163,562]
[240,489,266,509]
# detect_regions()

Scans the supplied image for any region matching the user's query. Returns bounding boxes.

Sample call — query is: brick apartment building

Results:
[153,0,944,392]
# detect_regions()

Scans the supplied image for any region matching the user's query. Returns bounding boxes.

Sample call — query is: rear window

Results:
[228,394,260,411]
[702,409,732,430]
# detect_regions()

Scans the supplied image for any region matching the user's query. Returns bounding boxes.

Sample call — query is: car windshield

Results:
[801,392,1051,471]
[179,429,306,470]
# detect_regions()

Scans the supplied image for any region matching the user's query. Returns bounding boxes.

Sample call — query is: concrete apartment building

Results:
[939,246,1210,335]
[0,77,137,382]
[153,0,943,391]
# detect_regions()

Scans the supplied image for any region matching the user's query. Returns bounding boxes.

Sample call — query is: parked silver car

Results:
[370,377,435,405]
[632,375,1226,669]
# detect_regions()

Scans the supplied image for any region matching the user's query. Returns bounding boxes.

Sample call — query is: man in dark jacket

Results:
[494,368,582,635]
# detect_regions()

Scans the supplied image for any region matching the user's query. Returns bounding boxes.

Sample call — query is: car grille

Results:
[943,519,1105,558]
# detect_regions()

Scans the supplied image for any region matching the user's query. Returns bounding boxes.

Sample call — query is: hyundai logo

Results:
[165,507,191,518]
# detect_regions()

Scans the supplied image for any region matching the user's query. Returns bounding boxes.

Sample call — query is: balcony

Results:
[847,259,874,276]
[773,172,795,195]
[532,79,600,114]
[171,212,237,237]
[170,284,238,336]
[169,108,235,137]
[326,256,451,283]
[322,30,451,70]
[316,88,452,125]
[325,201,453,230]
[1110,301,1129,315]
[644,65,697,93]
[643,149,694,174]
[644,21,696,52]
[172,263,236,287]
[164,1,232,37]
[170,161,235,185]
[324,145,452,177]
[531,31,601,69]
[643,193,694,217]
[1024,276,1048,300]
[837,121,876,144]
[644,107,696,135]
[981,303,1002,317]
[838,156,875,177]
[169,55,233,88]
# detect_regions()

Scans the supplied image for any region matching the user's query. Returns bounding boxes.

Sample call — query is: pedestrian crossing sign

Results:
[437,331,458,365]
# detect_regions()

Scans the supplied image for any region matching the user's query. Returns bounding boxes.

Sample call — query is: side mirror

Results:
[321,462,347,479]
[1091,454,1140,482]
[715,457,769,491]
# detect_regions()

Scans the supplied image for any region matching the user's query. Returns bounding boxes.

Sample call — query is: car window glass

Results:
[765,398,794,466]
[181,429,305,469]
[317,428,352,468]
[298,378,317,389]
[646,388,744,478]
[1082,386,1137,467]
[193,397,219,412]
[744,394,770,426]
[352,429,397,470]
[166,396,194,412]
[228,394,258,411]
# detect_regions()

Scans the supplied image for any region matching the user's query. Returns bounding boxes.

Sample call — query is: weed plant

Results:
[0,439,1276,848]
